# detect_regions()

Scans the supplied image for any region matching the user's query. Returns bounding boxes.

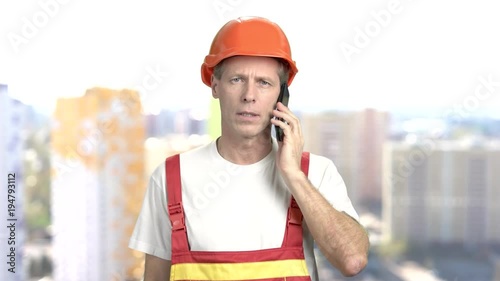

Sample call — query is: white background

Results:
[1,0,499,115]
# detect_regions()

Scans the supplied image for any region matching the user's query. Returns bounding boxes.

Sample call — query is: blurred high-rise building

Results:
[301,109,389,208]
[0,84,27,281]
[145,110,176,137]
[51,87,146,281]
[382,139,500,245]
[494,255,500,281]
[145,108,207,138]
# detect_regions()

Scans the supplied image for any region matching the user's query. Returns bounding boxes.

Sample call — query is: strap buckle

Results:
[288,199,303,225]
[168,202,185,231]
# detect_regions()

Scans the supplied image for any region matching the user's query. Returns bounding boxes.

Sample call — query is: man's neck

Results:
[216,135,273,165]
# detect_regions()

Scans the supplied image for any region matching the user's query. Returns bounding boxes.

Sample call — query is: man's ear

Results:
[211,75,219,99]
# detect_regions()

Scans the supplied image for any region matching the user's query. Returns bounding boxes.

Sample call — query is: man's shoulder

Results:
[181,141,214,158]
[305,152,343,182]
[307,152,335,168]
[157,141,214,171]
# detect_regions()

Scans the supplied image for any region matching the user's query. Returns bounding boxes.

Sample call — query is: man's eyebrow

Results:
[255,75,275,82]
[237,73,275,80]
[226,72,277,83]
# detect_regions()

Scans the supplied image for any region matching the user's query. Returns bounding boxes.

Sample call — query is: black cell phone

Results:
[274,82,290,142]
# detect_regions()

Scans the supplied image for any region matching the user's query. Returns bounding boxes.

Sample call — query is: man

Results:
[129,16,369,281]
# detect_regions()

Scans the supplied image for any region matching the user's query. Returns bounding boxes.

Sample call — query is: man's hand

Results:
[270,101,304,179]
[271,102,370,276]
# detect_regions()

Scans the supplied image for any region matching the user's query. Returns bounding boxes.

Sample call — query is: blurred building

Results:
[51,87,146,281]
[146,108,207,138]
[301,109,389,207]
[0,84,27,281]
[494,255,500,281]
[382,139,500,246]
[144,134,212,177]
[145,109,176,137]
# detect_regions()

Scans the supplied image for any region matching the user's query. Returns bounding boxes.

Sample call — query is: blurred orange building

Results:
[51,87,146,281]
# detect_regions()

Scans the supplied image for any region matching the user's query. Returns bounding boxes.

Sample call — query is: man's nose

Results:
[242,83,257,103]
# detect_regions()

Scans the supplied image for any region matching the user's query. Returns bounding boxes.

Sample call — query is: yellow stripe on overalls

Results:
[171,259,309,280]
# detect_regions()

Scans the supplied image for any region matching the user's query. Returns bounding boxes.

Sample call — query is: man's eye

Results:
[259,80,271,86]
[231,77,242,83]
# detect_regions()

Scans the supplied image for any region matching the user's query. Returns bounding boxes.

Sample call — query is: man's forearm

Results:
[284,172,369,276]
[144,254,171,281]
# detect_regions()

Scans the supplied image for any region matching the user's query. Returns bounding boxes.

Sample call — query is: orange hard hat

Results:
[201,16,298,87]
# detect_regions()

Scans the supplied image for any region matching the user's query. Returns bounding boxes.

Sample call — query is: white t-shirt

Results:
[129,138,359,281]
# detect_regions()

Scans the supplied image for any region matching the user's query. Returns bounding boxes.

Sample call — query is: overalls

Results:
[165,152,312,281]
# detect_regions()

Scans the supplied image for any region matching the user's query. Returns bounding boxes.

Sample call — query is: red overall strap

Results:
[282,151,310,248]
[165,154,189,252]
[166,152,311,252]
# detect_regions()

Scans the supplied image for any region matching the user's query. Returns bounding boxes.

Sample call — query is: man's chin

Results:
[240,129,272,140]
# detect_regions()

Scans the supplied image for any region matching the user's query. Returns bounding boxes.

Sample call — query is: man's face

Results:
[211,56,281,140]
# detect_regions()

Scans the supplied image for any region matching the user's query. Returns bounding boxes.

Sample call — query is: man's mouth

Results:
[237,111,259,117]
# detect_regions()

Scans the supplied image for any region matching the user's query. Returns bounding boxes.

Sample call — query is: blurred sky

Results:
[1,0,500,116]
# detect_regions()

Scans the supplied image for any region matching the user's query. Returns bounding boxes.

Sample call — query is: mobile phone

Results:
[274,82,289,142]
